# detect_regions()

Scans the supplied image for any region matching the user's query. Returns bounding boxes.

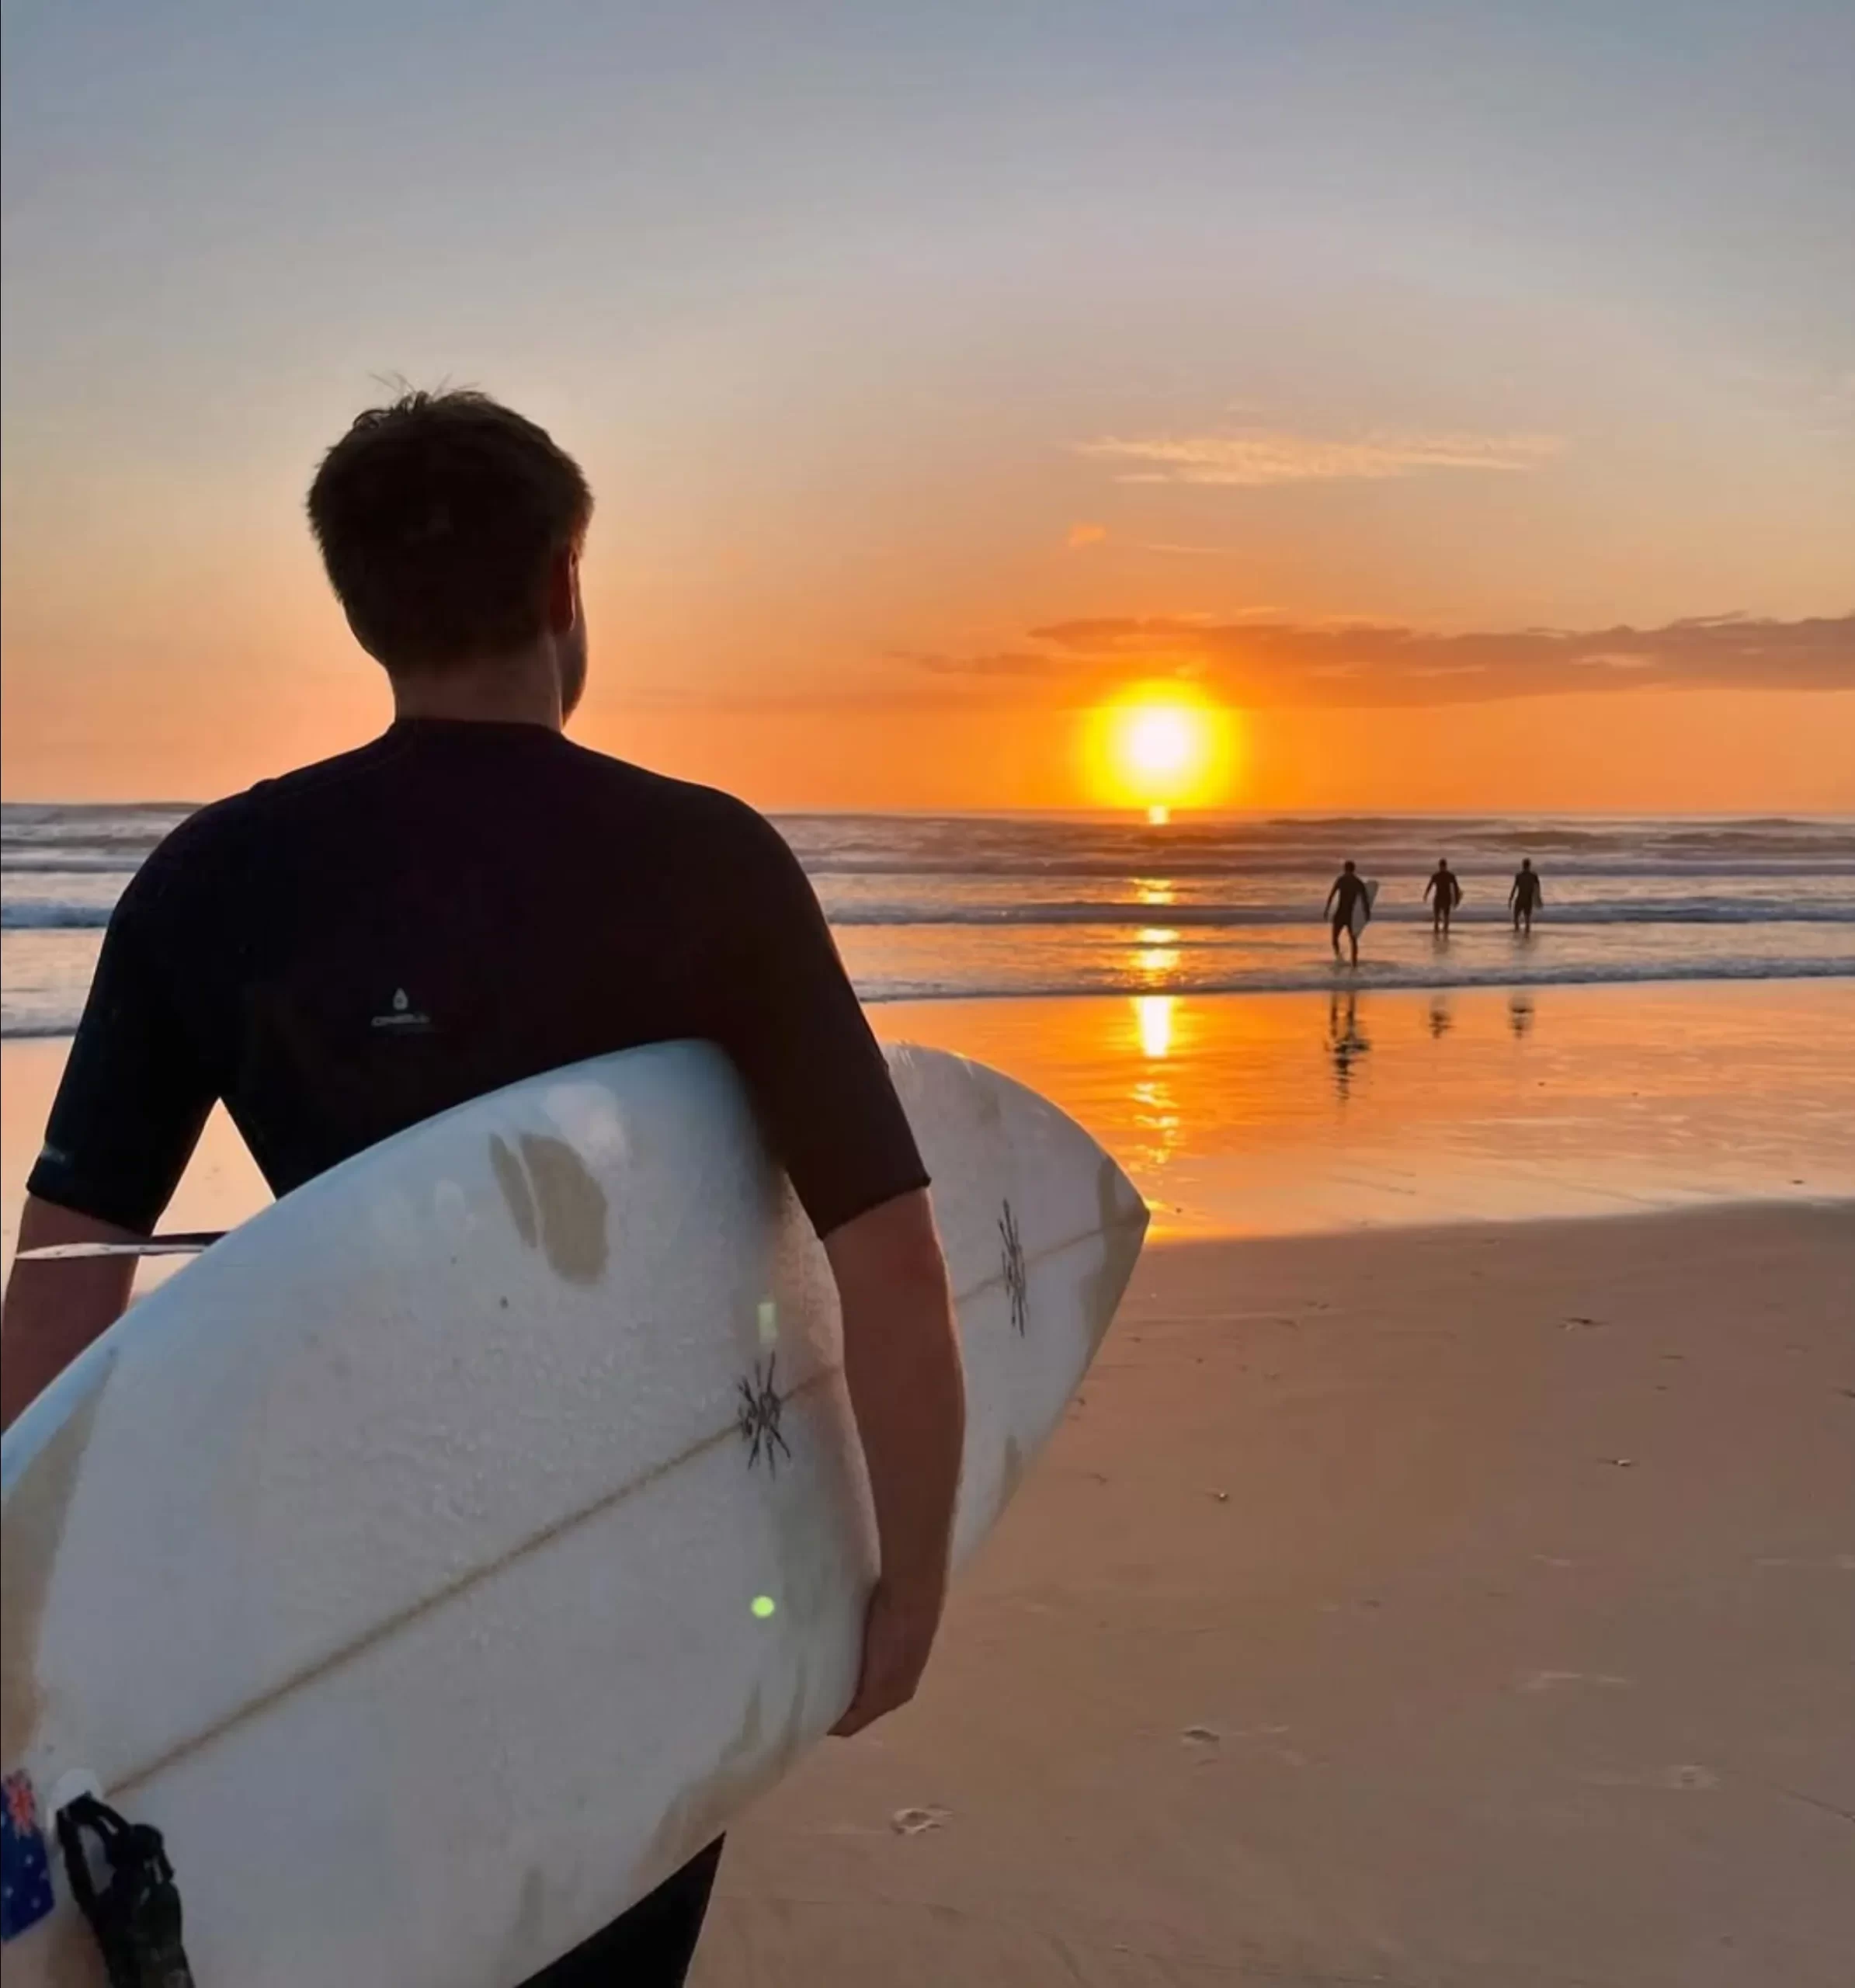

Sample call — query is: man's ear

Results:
[545,547,579,636]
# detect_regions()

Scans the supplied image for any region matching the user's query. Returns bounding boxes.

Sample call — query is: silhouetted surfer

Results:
[1509,857,1543,934]
[1325,860,1369,967]
[1425,858,1461,935]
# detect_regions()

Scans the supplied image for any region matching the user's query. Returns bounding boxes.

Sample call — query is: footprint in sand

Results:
[1518,1670,1632,1693]
[1583,1764,1719,1792]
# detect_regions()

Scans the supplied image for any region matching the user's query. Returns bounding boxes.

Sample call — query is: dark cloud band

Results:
[905,612,1855,707]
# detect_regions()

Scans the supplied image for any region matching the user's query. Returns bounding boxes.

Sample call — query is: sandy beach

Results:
[2,999,1850,1984]
[694,1206,1854,1988]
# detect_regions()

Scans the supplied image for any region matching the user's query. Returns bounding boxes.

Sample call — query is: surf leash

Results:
[54,1793,196,1988]
[16,1232,225,1261]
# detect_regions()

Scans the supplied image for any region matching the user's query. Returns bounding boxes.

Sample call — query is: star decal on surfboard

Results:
[1000,1198,1028,1336]
[737,1356,793,1475]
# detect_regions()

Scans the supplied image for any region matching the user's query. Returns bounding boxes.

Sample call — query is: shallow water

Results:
[6,808,1853,1033]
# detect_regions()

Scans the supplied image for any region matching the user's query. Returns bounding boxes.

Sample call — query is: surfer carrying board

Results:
[1425,857,1461,936]
[1509,857,1544,935]
[1324,860,1371,967]
[2,390,967,1986]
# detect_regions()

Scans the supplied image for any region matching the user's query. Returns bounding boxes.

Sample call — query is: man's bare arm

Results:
[1,1197,141,1432]
[822,1186,965,1736]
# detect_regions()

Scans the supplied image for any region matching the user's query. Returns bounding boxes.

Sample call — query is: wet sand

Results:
[7,980,1853,1277]
[870,979,1855,1239]
[695,1205,1855,1988]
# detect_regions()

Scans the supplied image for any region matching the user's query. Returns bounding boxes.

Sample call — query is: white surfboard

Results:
[1348,878,1380,939]
[1,1042,1146,1986]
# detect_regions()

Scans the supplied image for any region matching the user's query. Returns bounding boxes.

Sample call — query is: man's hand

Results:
[822,1188,964,1740]
[832,1567,949,1737]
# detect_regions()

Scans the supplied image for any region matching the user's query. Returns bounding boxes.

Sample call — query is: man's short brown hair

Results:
[307,389,592,673]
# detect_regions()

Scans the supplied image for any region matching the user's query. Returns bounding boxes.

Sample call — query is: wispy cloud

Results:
[904,612,1855,708]
[1065,521,1108,549]
[1078,427,1565,486]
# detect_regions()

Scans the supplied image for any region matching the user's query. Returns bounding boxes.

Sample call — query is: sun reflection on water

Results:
[1134,993,1175,1060]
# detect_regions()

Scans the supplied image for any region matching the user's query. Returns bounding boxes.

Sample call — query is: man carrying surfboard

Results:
[2,389,967,1986]
[1324,860,1370,967]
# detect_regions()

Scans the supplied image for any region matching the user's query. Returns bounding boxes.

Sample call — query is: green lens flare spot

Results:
[757,1298,777,1347]
[751,1594,777,1621]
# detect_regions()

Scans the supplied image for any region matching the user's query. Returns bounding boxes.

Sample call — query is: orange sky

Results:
[2,402,1850,810]
[5,5,1853,813]
[4,318,1850,812]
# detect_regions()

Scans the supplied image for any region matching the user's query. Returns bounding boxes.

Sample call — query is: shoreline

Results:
[5,964,1853,1045]
[867,963,1855,1005]
[5,968,1851,1042]
[5,963,1852,1035]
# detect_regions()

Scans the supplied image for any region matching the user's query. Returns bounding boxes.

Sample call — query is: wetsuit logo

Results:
[370,986,433,1034]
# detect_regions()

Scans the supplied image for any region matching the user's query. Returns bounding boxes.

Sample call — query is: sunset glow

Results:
[1,7,1850,812]
[1084,687,1241,817]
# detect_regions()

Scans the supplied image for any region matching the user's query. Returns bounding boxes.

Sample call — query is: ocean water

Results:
[3,804,1853,1036]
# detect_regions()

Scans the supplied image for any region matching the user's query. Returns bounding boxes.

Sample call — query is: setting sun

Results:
[1083,685,1241,816]
[1125,707,1196,783]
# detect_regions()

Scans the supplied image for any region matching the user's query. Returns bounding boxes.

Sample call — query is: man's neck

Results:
[390,651,564,730]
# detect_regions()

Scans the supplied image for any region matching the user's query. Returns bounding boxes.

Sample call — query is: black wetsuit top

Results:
[31,718,926,1237]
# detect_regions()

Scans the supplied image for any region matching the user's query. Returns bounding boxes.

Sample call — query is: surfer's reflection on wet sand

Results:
[1428,996,1454,1040]
[1509,993,1536,1039]
[1325,989,1371,1101]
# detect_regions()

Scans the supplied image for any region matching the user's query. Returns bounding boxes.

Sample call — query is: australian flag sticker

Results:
[1,1770,56,1941]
